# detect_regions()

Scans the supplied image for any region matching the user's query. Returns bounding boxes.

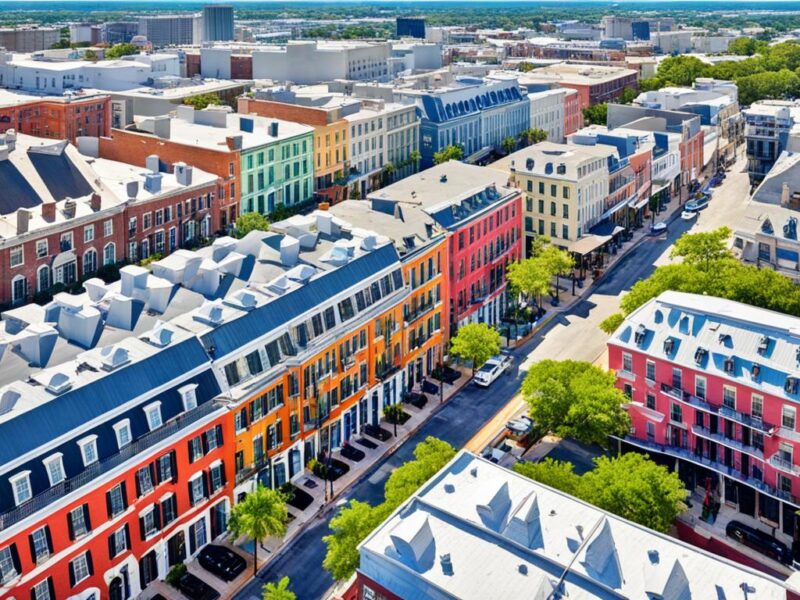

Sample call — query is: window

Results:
[205,425,221,451]
[31,579,52,600]
[61,232,73,251]
[189,473,207,505]
[646,393,656,410]
[69,551,91,585]
[783,405,796,430]
[83,224,94,243]
[622,352,632,373]
[723,386,736,410]
[188,436,203,463]
[645,360,655,381]
[752,394,763,420]
[103,242,116,265]
[140,507,159,539]
[77,435,98,466]
[30,527,51,563]
[157,453,174,484]
[0,544,18,584]
[143,401,162,431]
[36,239,48,258]
[672,368,682,390]
[68,505,90,539]
[180,384,198,412]
[10,472,32,505]
[9,246,23,268]
[43,454,65,486]
[136,466,154,497]
[106,482,127,518]
[114,420,131,449]
[161,494,177,526]
[210,462,224,493]
[670,403,682,423]
[108,525,129,558]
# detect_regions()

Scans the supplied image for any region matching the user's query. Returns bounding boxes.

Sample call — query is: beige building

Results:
[491,141,614,255]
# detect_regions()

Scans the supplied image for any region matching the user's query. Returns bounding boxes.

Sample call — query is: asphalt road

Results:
[235,162,751,600]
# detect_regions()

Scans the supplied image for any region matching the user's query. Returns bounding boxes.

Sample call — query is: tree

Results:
[449,323,501,375]
[618,87,638,104]
[648,195,660,225]
[433,144,464,165]
[580,453,687,533]
[736,69,800,105]
[582,103,607,126]
[521,360,630,447]
[384,437,456,508]
[656,55,710,86]
[538,244,574,300]
[638,77,665,92]
[669,226,732,271]
[234,211,270,238]
[599,312,624,335]
[501,135,518,155]
[519,61,535,73]
[409,149,421,172]
[519,127,548,147]
[381,162,395,185]
[105,43,139,59]
[270,203,292,221]
[513,458,582,497]
[229,485,289,577]
[507,258,551,310]
[83,49,98,61]
[263,576,296,600]
[323,500,384,581]
[183,93,222,111]
[729,36,760,56]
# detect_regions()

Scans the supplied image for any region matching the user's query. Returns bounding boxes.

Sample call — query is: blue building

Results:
[399,75,530,168]
[396,17,426,39]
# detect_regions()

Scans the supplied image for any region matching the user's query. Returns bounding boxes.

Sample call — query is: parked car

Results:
[685,195,710,212]
[198,544,247,582]
[506,415,534,436]
[178,573,220,600]
[681,210,698,221]
[650,222,668,235]
[725,520,793,565]
[473,355,513,387]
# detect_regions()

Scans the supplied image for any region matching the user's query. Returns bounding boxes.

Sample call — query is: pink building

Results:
[367,160,522,331]
[563,89,583,137]
[609,290,800,557]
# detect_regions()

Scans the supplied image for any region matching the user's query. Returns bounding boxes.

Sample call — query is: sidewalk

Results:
[149,367,475,600]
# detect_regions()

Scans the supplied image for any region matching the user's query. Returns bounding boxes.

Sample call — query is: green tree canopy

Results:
[229,485,289,576]
[433,144,464,164]
[182,92,222,110]
[513,458,582,497]
[263,576,296,600]
[638,77,665,92]
[384,437,456,508]
[521,360,630,447]
[728,36,763,56]
[736,69,800,105]
[669,226,732,271]
[507,257,551,302]
[582,103,607,126]
[105,43,139,59]
[234,211,270,238]
[656,55,711,86]
[449,323,501,374]
[599,312,625,335]
[618,86,638,104]
[502,135,518,155]
[519,127,548,147]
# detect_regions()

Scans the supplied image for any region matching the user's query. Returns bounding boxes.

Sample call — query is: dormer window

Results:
[77,435,98,467]
[724,358,735,374]
[634,324,647,345]
[752,364,761,379]
[144,401,162,431]
[179,384,198,412]
[786,377,798,395]
[113,419,132,449]
[43,453,65,487]
[694,348,706,365]
[758,336,771,355]
[663,338,674,355]
[9,471,32,506]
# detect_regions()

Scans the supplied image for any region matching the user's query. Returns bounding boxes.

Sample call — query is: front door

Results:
[343,412,351,442]
[371,392,379,426]
[289,448,301,479]
[139,550,158,587]
[109,577,125,600]
[167,531,186,567]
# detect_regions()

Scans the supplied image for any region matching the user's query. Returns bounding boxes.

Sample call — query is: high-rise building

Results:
[137,14,200,48]
[202,4,234,42]
[0,27,59,52]
[396,16,426,39]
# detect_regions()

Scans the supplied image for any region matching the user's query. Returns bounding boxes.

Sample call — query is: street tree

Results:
[263,576,296,600]
[669,226,732,271]
[381,162,395,185]
[520,127,548,147]
[638,77,665,92]
[323,500,384,581]
[384,437,456,509]
[502,135,518,155]
[449,323,501,375]
[105,43,139,58]
[521,360,630,447]
[507,257,551,310]
[409,149,422,172]
[229,485,289,576]
[656,55,710,86]
[513,458,582,497]
[433,144,464,164]
[234,211,270,238]
[619,87,638,104]
[581,453,688,533]
[539,245,575,300]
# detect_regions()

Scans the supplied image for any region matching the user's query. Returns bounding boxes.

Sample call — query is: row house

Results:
[609,291,800,557]
[0,320,231,600]
[368,161,522,330]
[0,132,219,307]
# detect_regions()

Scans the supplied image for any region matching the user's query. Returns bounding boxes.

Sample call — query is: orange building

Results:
[238,95,350,204]
[0,89,110,143]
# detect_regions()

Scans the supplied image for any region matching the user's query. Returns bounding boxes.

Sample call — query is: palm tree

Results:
[502,135,518,155]
[263,576,296,600]
[381,162,395,186]
[229,485,289,577]
[409,150,421,172]
[519,128,548,147]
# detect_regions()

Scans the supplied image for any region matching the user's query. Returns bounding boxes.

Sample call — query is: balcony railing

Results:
[235,453,270,485]
[767,453,800,476]
[0,399,221,532]
[690,424,764,460]
[719,405,775,435]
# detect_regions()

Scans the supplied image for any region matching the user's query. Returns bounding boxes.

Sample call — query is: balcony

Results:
[235,453,270,485]
[660,383,713,412]
[405,302,436,324]
[376,362,402,380]
[767,453,800,476]
[719,405,775,435]
[690,424,764,461]
[0,399,221,532]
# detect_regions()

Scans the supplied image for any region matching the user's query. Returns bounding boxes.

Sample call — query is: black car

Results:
[178,573,220,600]
[364,423,392,441]
[403,392,428,409]
[725,520,793,565]
[197,544,247,582]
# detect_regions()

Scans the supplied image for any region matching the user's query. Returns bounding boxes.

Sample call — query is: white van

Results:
[473,354,512,387]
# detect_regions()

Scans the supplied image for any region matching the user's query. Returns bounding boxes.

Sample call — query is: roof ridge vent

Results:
[100,345,131,371]
[581,518,623,589]
[194,300,225,326]
[147,320,175,347]
[44,370,74,395]
[0,386,21,415]
[476,479,512,531]
[388,512,436,571]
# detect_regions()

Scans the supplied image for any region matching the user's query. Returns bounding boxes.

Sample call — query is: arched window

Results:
[103,243,116,266]
[11,275,27,305]
[36,265,51,293]
[82,248,97,275]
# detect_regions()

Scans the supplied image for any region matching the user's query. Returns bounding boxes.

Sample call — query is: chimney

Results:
[782,182,791,207]
[144,172,162,194]
[126,180,139,200]
[318,201,330,211]
[174,162,193,186]
[90,193,101,211]
[41,202,56,221]
[145,154,160,173]
[226,135,242,151]
[16,209,31,234]
[64,200,76,218]
[5,129,16,151]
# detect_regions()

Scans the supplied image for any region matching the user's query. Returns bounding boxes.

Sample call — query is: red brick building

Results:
[563,88,583,136]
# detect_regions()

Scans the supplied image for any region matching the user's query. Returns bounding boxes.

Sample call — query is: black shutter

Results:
[46,577,55,600]
[170,450,178,483]
[201,431,209,455]
[124,524,130,550]
[67,511,75,541]
[30,587,36,600]
[121,482,128,510]
[215,424,223,447]
[187,439,195,463]
[202,471,209,499]
[108,532,116,560]
[153,505,162,532]
[28,533,36,563]
[105,490,113,519]
[188,524,197,555]
[86,550,94,576]
[44,526,53,554]
[83,504,91,533]
[220,462,227,486]
[187,480,194,504]
[139,516,146,541]
[9,544,20,575]
[135,469,142,497]
[68,559,76,587]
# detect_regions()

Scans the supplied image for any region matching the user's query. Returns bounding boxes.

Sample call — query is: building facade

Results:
[743,101,800,186]
[0,28,59,52]
[202,5,235,42]
[137,15,200,48]
[0,91,110,144]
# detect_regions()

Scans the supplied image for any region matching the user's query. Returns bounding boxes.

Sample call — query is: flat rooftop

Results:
[0,88,109,108]
[519,63,638,85]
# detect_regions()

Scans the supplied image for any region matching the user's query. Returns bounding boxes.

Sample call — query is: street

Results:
[234,160,751,600]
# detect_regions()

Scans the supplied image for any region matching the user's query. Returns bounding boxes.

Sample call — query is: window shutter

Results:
[44,527,53,554]
[170,450,178,483]
[187,439,195,463]
[68,559,76,587]
[153,506,162,532]
[120,482,128,510]
[215,424,223,447]
[9,544,20,575]
[135,470,142,497]
[201,431,210,454]
[105,490,113,519]
[67,511,75,541]
[139,516,146,541]
[86,550,94,576]
[124,524,130,550]
[187,481,194,504]
[28,533,36,563]
[83,504,91,533]
[202,471,209,499]
[46,578,55,600]
[30,587,36,600]
[188,524,197,555]
[108,533,116,560]
[220,462,227,487]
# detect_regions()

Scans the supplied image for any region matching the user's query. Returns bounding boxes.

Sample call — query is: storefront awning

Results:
[651,179,672,196]
[568,234,611,255]
[629,196,650,210]
[590,220,625,237]
[465,146,492,163]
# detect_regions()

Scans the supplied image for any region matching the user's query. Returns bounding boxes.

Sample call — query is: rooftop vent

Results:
[148,320,174,347]
[444,483,455,494]
[45,371,73,395]
[751,363,761,379]
[440,554,454,576]
[526,158,534,170]
[194,300,224,326]
[144,172,162,194]
[663,338,674,355]
[0,387,21,416]
[786,376,798,395]
[440,174,448,183]
[634,324,647,345]
[694,348,706,365]
[100,345,130,371]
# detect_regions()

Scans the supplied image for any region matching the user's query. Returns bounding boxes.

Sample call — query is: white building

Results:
[0,51,181,94]
[251,40,391,84]
[528,88,566,143]
[389,41,443,77]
